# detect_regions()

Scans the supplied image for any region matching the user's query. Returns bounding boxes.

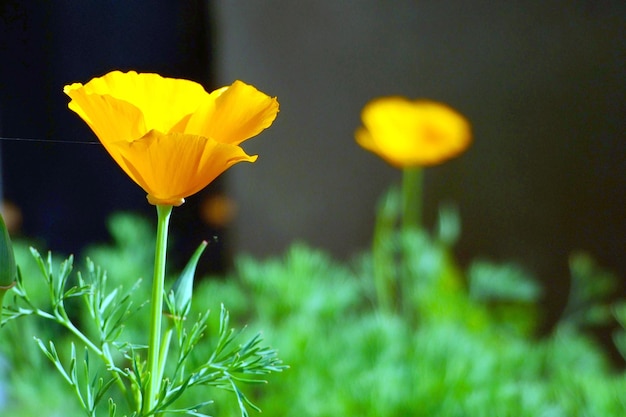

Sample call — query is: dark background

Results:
[1,1,624,329]
[0,0,223,271]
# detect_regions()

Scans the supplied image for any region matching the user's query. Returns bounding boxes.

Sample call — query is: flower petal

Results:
[354,126,380,156]
[66,70,210,134]
[64,83,147,146]
[113,130,257,205]
[185,80,279,145]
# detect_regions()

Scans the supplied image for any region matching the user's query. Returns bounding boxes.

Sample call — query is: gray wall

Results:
[213,1,625,307]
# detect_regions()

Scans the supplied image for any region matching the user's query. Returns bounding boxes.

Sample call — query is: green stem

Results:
[401,167,423,232]
[143,204,173,414]
[157,327,174,387]
[372,188,400,313]
[401,167,423,323]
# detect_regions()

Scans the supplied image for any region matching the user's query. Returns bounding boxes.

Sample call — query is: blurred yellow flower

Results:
[355,97,471,167]
[64,70,278,206]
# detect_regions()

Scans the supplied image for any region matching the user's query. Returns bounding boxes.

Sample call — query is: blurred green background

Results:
[2,212,625,416]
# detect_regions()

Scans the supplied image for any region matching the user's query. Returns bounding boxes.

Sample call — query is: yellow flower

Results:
[355,97,471,167]
[64,70,279,206]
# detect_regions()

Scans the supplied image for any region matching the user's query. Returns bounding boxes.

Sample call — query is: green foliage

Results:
[468,261,541,303]
[560,251,620,329]
[192,197,624,417]
[0,214,284,417]
[215,241,625,417]
[1,211,624,416]
[467,260,542,335]
[613,302,626,361]
[84,212,155,290]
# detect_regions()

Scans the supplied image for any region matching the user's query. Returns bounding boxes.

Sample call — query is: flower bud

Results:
[168,240,208,319]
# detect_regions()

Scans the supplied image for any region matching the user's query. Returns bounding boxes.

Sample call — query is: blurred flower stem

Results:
[372,167,424,315]
[373,188,399,313]
[402,167,423,232]
[144,204,173,413]
[401,167,424,321]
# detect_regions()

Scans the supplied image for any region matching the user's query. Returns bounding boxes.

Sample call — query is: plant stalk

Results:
[372,188,400,313]
[143,204,173,414]
[401,167,423,322]
[401,167,423,232]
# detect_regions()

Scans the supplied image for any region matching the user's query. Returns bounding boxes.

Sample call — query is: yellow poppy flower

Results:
[64,70,279,206]
[355,97,471,167]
